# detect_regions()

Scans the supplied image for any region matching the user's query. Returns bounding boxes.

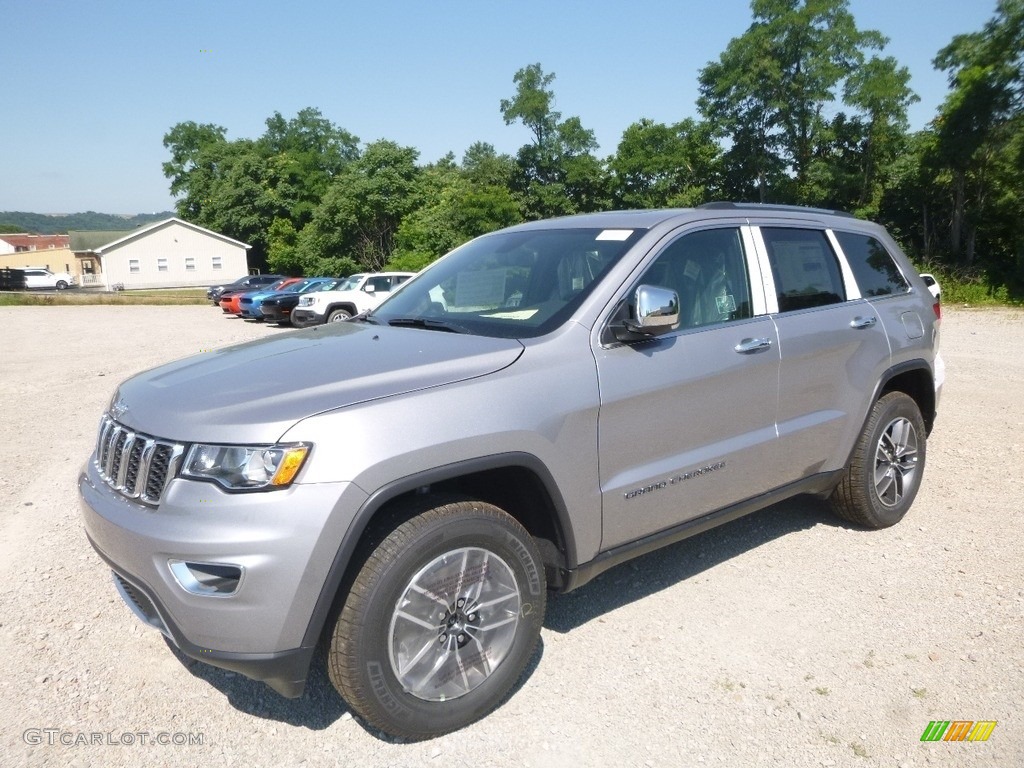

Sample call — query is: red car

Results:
[220,278,300,314]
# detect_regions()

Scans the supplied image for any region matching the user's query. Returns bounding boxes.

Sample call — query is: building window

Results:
[212,256,222,270]
[185,257,195,271]
[129,260,140,273]
[158,258,168,272]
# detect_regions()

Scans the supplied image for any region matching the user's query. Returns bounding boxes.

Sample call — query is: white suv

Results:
[24,267,76,290]
[290,271,414,326]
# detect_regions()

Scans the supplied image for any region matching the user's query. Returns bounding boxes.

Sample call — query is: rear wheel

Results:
[830,392,926,528]
[327,498,546,740]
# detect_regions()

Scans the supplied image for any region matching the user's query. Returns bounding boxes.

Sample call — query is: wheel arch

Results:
[877,360,936,435]
[325,301,358,318]
[300,453,576,649]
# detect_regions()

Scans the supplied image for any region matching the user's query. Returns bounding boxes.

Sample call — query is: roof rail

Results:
[697,202,856,218]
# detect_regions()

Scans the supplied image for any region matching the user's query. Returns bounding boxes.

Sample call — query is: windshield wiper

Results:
[387,317,470,334]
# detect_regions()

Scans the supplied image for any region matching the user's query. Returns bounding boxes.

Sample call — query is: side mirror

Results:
[363,284,376,293]
[623,285,680,336]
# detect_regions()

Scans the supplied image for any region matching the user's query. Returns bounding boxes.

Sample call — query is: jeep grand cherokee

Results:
[80,204,942,739]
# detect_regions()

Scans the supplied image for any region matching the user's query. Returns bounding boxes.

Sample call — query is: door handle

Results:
[850,316,877,329]
[734,337,773,354]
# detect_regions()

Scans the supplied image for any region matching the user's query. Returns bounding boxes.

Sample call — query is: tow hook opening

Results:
[169,560,243,596]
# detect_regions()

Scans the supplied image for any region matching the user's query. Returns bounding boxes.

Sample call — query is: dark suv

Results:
[81,204,942,740]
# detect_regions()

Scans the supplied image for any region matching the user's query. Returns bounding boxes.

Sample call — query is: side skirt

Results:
[556,471,842,593]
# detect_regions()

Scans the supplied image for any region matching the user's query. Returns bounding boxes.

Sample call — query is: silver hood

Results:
[111,322,524,443]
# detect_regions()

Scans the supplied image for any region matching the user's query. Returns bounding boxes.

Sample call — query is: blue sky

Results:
[2,0,996,214]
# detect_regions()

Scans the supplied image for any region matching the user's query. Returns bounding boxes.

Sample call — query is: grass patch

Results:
[912,687,927,699]
[814,686,830,696]
[0,289,208,306]
[850,742,869,758]
[914,263,1024,307]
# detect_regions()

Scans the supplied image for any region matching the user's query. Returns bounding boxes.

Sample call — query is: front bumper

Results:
[79,458,366,697]
[260,304,295,323]
[290,309,324,328]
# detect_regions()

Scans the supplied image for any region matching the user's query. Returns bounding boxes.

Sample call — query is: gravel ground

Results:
[0,304,1021,768]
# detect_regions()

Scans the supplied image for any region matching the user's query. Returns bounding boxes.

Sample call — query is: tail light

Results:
[932,301,941,320]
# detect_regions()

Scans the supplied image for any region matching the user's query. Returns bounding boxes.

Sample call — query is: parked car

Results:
[238,277,314,319]
[257,278,342,324]
[80,204,942,740]
[290,272,415,327]
[220,278,299,315]
[207,275,283,304]
[23,267,75,290]
[919,273,941,301]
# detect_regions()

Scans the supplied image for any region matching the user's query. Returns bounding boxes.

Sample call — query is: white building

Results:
[70,218,251,290]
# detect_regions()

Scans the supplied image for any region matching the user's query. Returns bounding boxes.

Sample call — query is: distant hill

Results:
[0,211,175,235]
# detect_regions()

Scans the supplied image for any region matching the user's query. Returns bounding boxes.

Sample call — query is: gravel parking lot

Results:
[0,304,1021,767]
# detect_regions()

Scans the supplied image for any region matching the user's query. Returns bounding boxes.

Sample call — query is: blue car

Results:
[236,278,304,319]
[239,277,336,320]
[259,278,344,324]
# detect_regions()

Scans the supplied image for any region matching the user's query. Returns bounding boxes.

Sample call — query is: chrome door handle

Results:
[850,316,877,329]
[734,337,773,354]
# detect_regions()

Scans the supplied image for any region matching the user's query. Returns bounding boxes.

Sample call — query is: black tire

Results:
[327,498,546,740]
[830,392,927,529]
[55,280,68,290]
[327,308,353,322]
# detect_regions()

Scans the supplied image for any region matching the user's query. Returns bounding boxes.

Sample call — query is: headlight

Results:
[182,443,310,490]
[298,296,315,307]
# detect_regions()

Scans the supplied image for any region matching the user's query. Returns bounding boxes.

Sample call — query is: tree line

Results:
[0,212,172,236]
[163,0,1023,297]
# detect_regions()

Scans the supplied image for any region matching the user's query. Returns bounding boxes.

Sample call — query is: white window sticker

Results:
[481,309,540,320]
[596,229,633,241]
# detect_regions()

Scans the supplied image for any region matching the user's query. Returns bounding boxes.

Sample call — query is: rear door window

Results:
[761,228,846,312]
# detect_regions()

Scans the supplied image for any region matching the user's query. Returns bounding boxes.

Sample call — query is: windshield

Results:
[333,275,363,292]
[370,227,644,338]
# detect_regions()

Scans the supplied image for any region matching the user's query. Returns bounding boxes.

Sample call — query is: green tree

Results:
[162,121,227,198]
[258,108,360,226]
[501,63,609,217]
[932,0,1024,267]
[266,217,302,275]
[163,110,361,270]
[298,140,422,271]
[698,0,888,202]
[390,150,523,270]
[609,118,722,208]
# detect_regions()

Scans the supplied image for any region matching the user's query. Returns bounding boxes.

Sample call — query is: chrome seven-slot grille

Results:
[95,415,184,505]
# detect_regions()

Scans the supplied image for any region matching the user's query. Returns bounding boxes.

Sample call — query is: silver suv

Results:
[80,204,942,740]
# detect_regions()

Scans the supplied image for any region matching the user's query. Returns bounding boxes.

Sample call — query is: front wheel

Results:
[830,392,927,529]
[327,308,353,322]
[55,280,68,290]
[327,499,546,740]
